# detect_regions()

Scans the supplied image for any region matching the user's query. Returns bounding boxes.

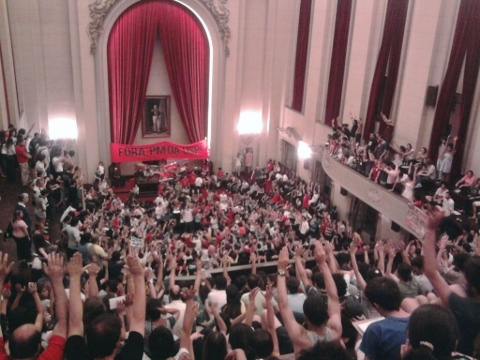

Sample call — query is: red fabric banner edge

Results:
[110,140,208,163]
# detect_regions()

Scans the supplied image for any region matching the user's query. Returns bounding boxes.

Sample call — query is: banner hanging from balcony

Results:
[110,140,208,163]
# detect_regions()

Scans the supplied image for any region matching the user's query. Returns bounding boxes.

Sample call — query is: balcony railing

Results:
[321,151,428,239]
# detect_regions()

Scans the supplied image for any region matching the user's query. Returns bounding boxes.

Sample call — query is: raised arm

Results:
[222,255,232,285]
[265,284,279,356]
[277,247,309,352]
[180,289,200,355]
[145,267,157,299]
[86,263,101,298]
[28,282,44,332]
[250,252,257,275]
[294,246,310,288]
[245,287,259,327]
[124,255,146,335]
[314,242,342,340]
[67,253,85,337]
[423,211,452,305]
[43,253,68,339]
[349,242,367,291]
[211,302,227,335]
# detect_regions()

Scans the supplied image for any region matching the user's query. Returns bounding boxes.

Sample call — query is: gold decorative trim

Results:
[87,0,231,57]
[200,0,231,57]
[88,0,119,55]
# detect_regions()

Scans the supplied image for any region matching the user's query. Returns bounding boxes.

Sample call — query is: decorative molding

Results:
[200,0,231,57]
[88,0,119,55]
[367,189,381,202]
[87,0,231,57]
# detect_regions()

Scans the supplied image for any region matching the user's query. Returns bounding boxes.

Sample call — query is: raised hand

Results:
[125,255,144,277]
[88,263,101,278]
[182,286,197,303]
[27,282,38,295]
[278,247,289,272]
[144,267,154,282]
[314,242,327,264]
[67,253,84,279]
[375,241,385,254]
[0,252,14,280]
[43,253,65,283]
[295,244,304,258]
[265,284,274,302]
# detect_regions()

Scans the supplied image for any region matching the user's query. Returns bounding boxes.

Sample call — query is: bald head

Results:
[170,284,181,300]
[9,324,41,359]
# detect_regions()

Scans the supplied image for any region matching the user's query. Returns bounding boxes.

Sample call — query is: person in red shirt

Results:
[217,167,224,179]
[15,138,31,186]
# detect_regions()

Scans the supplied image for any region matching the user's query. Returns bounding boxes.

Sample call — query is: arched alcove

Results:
[93,0,226,165]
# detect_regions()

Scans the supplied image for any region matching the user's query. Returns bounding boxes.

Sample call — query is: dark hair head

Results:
[86,314,122,358]
[286,277,300,294]
[397,263,413,282]
[312,272,325,289]
[83,296,107,330]
[9,325,41,359]
[229,324,255,360]
[297,340,352,360]
[303,294,328,327]
[149,326,177,360]
[202,331,228,360]
[253,329,273,358]
[364,277,401,311]
[215,275,228,290]
[247,274,260,290]
[410,256,424,271]
[226,284,241,304]
[405,304,458,360]
[111,250,121,262]
[332,273,348,298]
[146,298,164,321]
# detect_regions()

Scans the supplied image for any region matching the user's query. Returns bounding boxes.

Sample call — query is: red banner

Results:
[110,140,208,163]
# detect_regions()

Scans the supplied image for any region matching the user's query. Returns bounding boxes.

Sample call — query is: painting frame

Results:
[142,96,171,138]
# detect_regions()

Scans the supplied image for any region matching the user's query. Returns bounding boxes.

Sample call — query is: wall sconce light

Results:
[298,141,312,160]
[237,111,262,145]
[48,117,78,140]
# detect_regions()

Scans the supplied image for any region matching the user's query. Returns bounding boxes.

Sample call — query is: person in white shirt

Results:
[207,275,228,309]
[441,191,455,214]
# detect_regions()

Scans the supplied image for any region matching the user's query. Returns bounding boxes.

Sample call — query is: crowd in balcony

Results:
[325,115,480,222]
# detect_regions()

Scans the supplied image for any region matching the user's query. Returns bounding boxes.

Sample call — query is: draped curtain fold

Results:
[363,0,409,140]
[107,1,158,145]
[324,0,353,126]
[291,0,313,112]
[429,0,480,177]
[108,0,209,145]
[157,1,209,143]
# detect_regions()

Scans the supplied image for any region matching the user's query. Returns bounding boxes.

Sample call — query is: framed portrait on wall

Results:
[143,96,171,138]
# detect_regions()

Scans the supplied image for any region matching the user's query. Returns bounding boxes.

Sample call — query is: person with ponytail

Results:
[401,304,458,360]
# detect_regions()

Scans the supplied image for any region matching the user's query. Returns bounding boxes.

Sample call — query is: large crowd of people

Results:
[0,126,479,360]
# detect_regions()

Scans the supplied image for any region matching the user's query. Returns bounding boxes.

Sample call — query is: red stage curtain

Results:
[108,0,209,145]
[107,1,158,144]
[291,0,313,112]
[157,1,209,143]
[363,0,409,140]
[429,0,480,177]
[324,0,353,126]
